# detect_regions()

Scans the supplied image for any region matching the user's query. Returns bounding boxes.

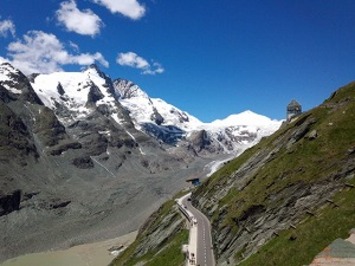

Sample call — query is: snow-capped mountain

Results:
[112,77,282,153]
[31,65,125,124]
[2,61,281,157]
[0,61,282,261]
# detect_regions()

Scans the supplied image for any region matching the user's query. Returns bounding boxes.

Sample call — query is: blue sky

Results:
[0,0,354,122]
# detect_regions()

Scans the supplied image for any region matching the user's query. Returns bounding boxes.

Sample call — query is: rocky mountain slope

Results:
[0,61,280,262]
[113,81,355,265]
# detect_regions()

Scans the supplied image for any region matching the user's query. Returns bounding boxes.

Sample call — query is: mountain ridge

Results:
[29,63,282,154]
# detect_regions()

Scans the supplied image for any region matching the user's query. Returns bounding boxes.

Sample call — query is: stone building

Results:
[287,100,302,121]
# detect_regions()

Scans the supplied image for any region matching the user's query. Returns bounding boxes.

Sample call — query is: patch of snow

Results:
[31,67,117,120]
[0,63,23,94]
[111,113,124,124]
[98,130,111,136]
[124,128,145,155]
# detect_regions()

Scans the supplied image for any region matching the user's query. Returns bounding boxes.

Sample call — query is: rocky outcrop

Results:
[0,190,21,216]
[86,83,104,106]
[72,156,94,169]
[49,141,82,156]
[141,123,185,145]
[0,102,39,163]
[134,208,184,257]
[110,200,187,266]
[151,107,164,125]
[186,129,224,155]
[32,106,67,147]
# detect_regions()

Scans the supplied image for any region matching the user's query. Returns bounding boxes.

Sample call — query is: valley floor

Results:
[0,231,137,266]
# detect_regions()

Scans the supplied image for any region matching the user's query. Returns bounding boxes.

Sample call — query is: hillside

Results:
[193,81,355,265]
[113,81,355,265]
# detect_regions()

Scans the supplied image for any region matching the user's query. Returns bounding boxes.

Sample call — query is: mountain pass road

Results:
[182,196,215,266]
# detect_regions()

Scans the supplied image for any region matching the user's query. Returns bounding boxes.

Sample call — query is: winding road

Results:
[181,195,215,266]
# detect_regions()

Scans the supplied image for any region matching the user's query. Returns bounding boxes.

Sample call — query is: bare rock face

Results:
[0,102,39,163]
[141,123,185,145]
[151,107,164,125]
[72,156,94,169]
[187,129,223,155]
[33,107,67,147]
[86,83,104,106]
[0,190,21,216]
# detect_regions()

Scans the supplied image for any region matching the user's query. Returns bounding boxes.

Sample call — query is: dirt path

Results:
[0,231,137,266]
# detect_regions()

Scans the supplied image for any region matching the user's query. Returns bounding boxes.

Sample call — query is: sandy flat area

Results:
[0,231,137,266]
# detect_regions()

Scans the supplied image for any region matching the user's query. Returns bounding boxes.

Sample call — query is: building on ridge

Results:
[287,99,302,121]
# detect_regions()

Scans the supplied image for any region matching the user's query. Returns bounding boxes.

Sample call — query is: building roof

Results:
[287,99,301,108]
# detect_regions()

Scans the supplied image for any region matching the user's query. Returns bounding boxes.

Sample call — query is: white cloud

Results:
[117,51,164,75]
[4,30,108,74]
[56,0,103,36]
[0,19,16,37]
[69,41,80,52]
[117,51,149,68]
[92,0,145,20]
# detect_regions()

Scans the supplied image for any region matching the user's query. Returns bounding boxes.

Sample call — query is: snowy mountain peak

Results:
[30,67,121,125]
[210,110,280,127]
[0,62,24,94]
[2,61,282,154]
[83,64,107,79]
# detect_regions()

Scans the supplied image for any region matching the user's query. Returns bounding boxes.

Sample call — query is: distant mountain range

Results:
[0,61,281,262]
[30,64,281,154]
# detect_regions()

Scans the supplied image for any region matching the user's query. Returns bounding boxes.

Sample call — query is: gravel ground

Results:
[0,231,137,266]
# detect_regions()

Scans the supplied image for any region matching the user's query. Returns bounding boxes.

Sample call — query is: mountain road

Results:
[181,195,215,266]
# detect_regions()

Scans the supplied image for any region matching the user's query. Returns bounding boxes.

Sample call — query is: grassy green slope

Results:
[111,82,355,266]
[193,82,355,265]
[109,193,189,266]
[239,177,355,266]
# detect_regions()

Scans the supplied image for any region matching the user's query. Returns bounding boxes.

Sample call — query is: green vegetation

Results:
[144,230,188,266]
[111,228,188,266]
[239,178,355,266]
[110,191,190,266]
[111,82,355,266]
[194,82,355,265]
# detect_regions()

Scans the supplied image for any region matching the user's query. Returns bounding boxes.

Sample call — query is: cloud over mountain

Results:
[4,31,108,74]
[0,19,15,37]
[56,0,103,36]
[117,51,164,75]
